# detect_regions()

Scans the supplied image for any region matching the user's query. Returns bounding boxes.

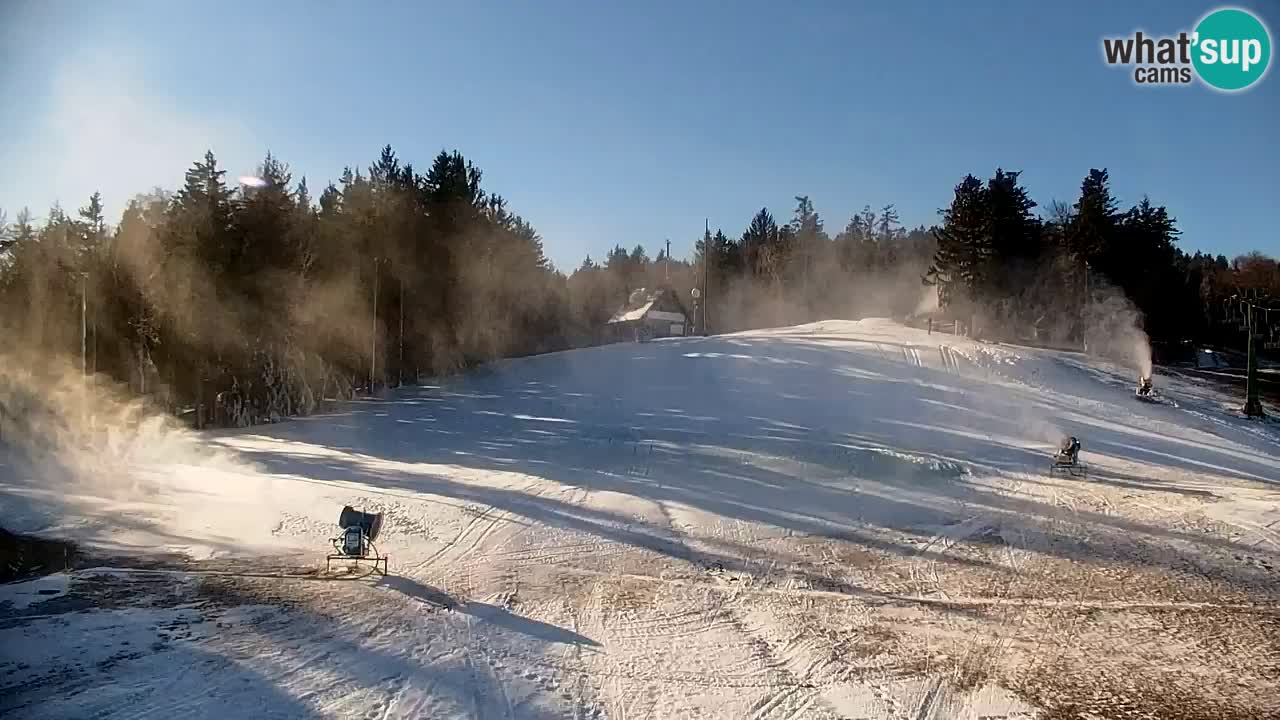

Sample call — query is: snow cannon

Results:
[1049,436,1087,478]
[339,506,384,543]
[327,506,388,575]
[1136,375,1154,399]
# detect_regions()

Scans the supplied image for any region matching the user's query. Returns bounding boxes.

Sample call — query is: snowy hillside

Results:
[3,319,1278,719]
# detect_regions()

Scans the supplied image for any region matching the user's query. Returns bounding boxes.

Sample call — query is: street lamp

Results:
[65,269,90,429]
[1081,259,1090,353]
[79,272,87,380]
[691,287,701,336]
[370,257,389,394]
[371,258,380,393]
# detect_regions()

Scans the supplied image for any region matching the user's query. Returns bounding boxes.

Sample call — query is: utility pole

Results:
[399,275,405,388]
[370,257,379,394]
[803,237,810,319]
[1245,300,1262,417]
[78,271,89,431]
[665,238,671,284]
[80,272,87,381]
[1234,292,1275,419]
[1081,259,1090,353]
[703,218,710,336]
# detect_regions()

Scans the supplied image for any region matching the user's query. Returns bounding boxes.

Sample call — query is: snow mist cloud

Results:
[1083,277,1153,378]
[0,352,243,504]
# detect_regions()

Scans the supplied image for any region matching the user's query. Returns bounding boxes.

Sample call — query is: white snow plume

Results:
[1084,277,1153,378]
[913,284,940,317]
[0,352,274,555]
[710,256,934,333]
[945,342,1065,447]
[1,351,233,473]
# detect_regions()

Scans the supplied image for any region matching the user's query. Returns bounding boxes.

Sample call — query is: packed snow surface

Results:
[2,319,1278,719]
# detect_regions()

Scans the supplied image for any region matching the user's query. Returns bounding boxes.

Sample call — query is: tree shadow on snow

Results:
[191,576,572,719]
[0,585,321,720]
[218,333,1280,598]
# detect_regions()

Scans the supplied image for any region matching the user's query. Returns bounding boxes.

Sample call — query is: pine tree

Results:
[982,169,1042,316]
[1068,168,1119,267]
[741,207,779,280]
[789,196,829,318]
[712,229,740,276]
[0,209,36,338]
[75,192,107,261]
[162,150,236,424]
[835,206,880,273]
[926,175,989,311]
[628,244,650,289]
[1116,197,1181,336]
[1,208,33,260]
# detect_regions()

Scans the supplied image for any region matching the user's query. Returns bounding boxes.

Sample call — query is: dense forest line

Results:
[1,145,1276,428]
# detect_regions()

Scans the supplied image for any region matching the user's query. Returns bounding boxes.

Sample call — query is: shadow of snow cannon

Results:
[327,505,388,575]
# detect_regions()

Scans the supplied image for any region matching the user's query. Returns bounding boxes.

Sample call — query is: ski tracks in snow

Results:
[901,345,924,369]
[465,615,516,720]
[938,345,962,374]
[747,684,823,720]
[897,342,968,376]
[410,504,516,577]
[409,479,570,588]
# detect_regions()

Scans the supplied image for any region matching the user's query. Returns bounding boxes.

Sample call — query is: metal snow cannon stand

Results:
[327,505,388,575]
[1049,436,1088,478]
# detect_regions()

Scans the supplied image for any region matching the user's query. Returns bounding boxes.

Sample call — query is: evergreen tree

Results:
[835,205,881,272]
[925,175,989,311]
[1068,168,1119,267]
[161,150,236,423]
[1116,197,1181,337]
[982,169,1042,317]
[76,192,107,260]
[3,134,1270,430]
[789,196,828,318]
[741,207,780,280]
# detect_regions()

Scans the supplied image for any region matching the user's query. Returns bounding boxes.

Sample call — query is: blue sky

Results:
[1,1,1276,271]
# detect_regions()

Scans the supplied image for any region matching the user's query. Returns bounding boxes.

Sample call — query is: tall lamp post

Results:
[702,218,711,336]
[370,257,382,394]
[0,239,11,439]
[69,270,90,429]
[1081,260,1091,353]
[691,287,701,335]
[80,272,87,379]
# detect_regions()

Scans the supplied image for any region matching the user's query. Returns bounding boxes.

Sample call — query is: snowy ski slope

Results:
[2,318,1278,719]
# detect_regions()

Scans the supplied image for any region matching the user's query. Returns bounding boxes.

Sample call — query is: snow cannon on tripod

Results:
[1136,375,1155,401]
[1049,436,1088,478]
[327,505,388,575]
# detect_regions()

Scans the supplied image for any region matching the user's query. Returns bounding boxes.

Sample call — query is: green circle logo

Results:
[1192,8,1271,91]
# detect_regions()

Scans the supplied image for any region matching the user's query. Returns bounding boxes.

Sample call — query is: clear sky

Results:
[1,1,1276,271]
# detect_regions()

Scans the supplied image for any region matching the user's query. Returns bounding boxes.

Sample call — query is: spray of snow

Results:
[914,285,940,317]
[0,353,229,470]
[1084,277,1153,379]
[0,353,292,557]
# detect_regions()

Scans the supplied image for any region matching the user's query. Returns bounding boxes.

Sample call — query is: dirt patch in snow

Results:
[0,528,79,583]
